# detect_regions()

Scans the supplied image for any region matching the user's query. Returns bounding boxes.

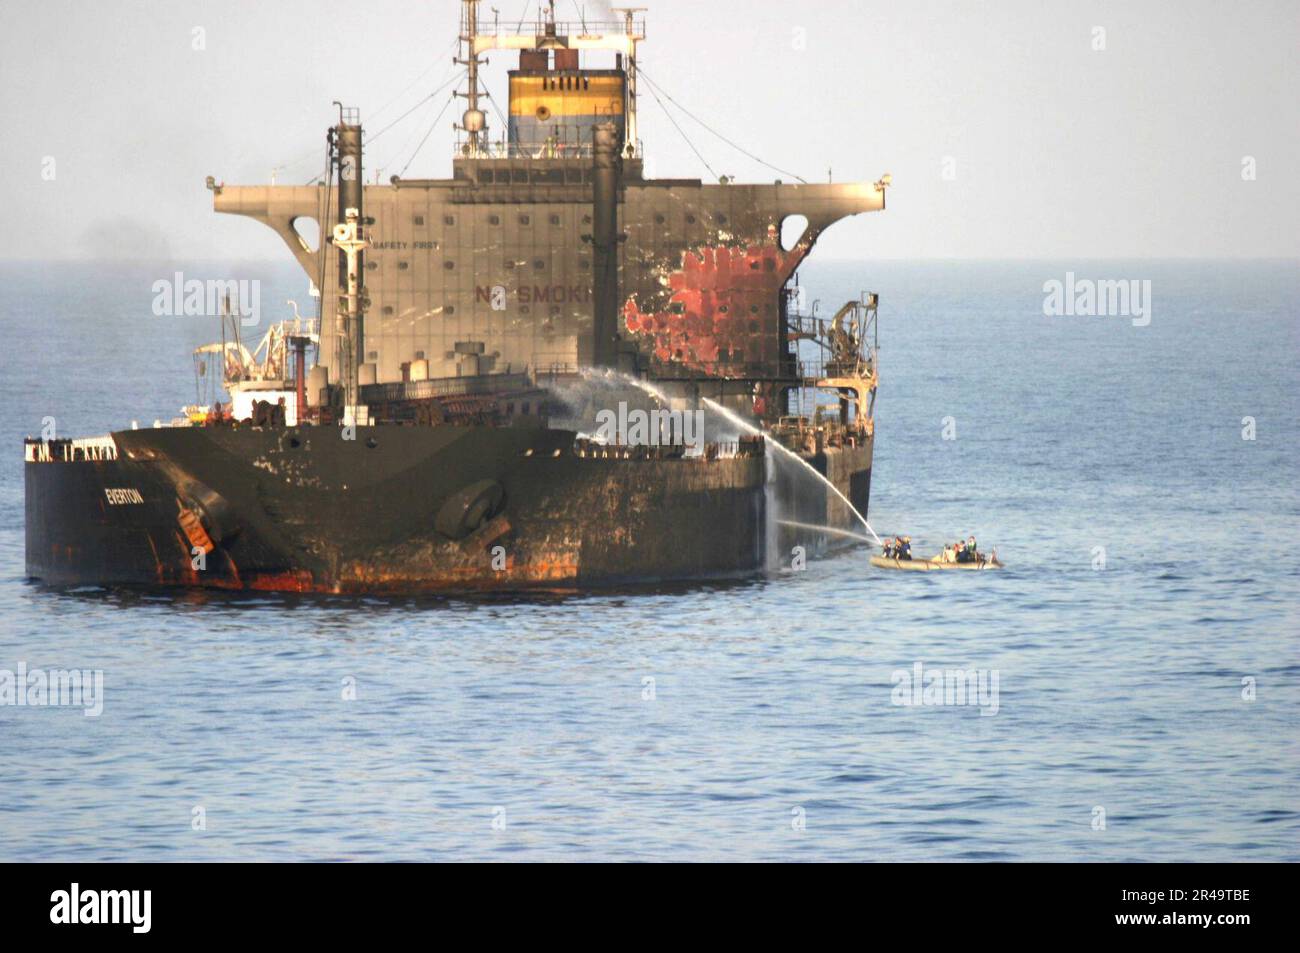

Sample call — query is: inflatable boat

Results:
[869,555,1003,571]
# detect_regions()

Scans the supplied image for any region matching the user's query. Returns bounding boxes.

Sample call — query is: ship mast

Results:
[611,8,646,157]
[333,207,368,425]
[332,103,367,423]
[457,0,487,157]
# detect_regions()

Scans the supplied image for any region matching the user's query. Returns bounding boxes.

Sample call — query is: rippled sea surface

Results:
[1,259,1296,861]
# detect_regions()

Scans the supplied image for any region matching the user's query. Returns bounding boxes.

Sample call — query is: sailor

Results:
[955,540,968,563]
[898,536,912,560]
[967,535,977,556]
[882,539,894,558]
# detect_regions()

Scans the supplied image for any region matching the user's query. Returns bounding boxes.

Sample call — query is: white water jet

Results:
[776,519,876,545]
[591,369,882,554]
[702,397,882,547]
[600,369,672,405]
[763,451,779,570]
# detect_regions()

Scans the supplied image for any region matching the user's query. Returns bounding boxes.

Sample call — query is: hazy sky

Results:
[1,0,1296,260]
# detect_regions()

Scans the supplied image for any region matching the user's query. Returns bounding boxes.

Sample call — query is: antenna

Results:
[457,0,487,156]
[611,8,647,156]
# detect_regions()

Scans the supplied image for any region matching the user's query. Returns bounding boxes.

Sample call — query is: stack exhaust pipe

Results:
[591,121,622,368]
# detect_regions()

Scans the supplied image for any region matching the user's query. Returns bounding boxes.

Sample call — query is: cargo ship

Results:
[24,2,890,592]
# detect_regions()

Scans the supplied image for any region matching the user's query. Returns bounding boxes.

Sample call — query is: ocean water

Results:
[0,259,1296,861]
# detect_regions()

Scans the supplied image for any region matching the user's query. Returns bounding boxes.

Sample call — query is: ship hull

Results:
[26,426,871,593]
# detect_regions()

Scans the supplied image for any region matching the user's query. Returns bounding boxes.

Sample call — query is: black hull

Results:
[26,425,871,593]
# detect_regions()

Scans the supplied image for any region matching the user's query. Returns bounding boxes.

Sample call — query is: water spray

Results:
[702,398,883,547]
[776,519,876,545]
[585,369,884,550]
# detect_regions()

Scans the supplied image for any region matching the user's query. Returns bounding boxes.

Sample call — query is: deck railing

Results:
[25,436,118,463]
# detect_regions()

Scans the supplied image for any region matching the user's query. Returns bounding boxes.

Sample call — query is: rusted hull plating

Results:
[25,426,871,593]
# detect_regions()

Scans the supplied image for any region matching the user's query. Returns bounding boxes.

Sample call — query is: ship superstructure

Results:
[211,2,886,417]
[24,2,891,592]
